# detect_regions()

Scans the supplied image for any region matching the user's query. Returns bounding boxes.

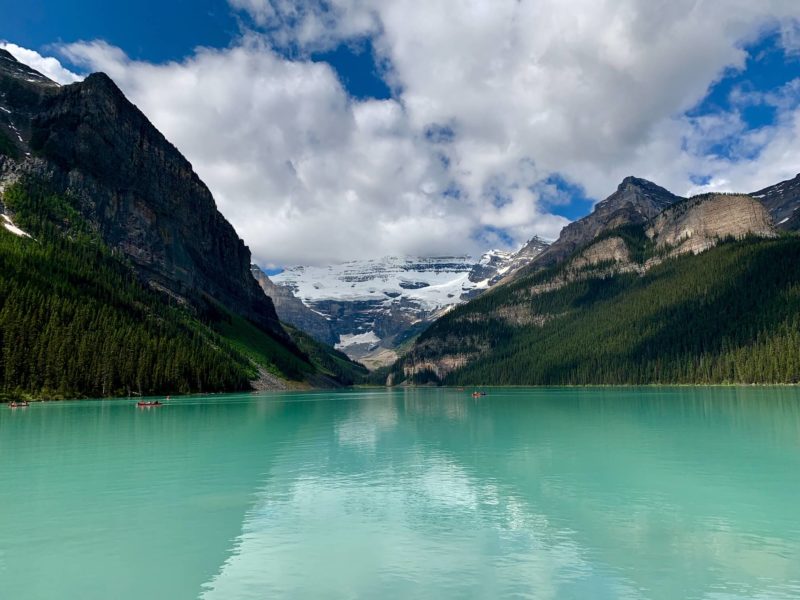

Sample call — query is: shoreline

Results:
[4,381,800,403]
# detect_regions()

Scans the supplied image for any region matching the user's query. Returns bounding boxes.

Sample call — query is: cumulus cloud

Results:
[1,41,83,85]
[10,2,800,266]
[60,37,506,266]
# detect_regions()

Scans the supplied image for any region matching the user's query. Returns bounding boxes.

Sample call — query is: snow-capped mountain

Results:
[264,238,548,367]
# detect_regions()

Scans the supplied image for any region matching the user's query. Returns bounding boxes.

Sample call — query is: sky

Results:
[2,1,800,267]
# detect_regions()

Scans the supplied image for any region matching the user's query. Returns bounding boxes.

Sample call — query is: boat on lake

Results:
[8,401,30,408]
[137,401,163,408]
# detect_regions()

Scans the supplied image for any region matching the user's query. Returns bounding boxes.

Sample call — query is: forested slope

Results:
[0,181,364,400]
[396,232,800,385]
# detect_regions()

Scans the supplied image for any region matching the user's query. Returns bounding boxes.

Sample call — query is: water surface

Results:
[2,387,799,599]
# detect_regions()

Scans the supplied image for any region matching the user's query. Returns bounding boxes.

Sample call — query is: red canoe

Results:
[137,401,163,407]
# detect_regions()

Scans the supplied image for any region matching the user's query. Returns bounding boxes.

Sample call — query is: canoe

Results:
[137,401,163,407]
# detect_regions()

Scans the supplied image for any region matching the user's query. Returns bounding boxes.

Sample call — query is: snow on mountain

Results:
[1,213,31,238]
[267,239,549,367]
[336,331,382,350]
[273,256,484,311]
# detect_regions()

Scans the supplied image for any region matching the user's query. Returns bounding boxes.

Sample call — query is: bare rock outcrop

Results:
[570,236,631,270]
[648,194,776,256]
[251,266,337,345]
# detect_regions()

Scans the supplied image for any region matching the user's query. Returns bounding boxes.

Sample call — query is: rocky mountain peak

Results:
[79,72,125,97]
[518,235,549,253]
[751,173,800,230]
[618,175,657,188]
[0,49,59,89]
[603,176,681,213]
[522,176,683,271]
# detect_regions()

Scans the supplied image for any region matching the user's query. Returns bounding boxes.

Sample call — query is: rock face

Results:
[547,193,777,291]
[648,194,776,255]
[526,176,682,270]
[751,174,800,230]
[0,51,284,337]
[570,236,631,270]
[251,266,337,345]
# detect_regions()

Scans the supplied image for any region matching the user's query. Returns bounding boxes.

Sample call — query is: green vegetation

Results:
[0,232,250,399]
[285,325,369,385]
[402,236,800,386]
[0,180,359,400]
[211,308,311,382]
[590,224,660,264]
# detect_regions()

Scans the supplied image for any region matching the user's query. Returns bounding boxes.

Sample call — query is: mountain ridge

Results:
[516,176,683,276]
[389,181,787,385]
[751,173,800,230]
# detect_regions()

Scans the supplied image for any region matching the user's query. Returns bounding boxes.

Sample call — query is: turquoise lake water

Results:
[1,387,799,599]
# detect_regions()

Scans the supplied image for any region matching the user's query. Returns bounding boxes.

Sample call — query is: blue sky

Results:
[1,0,393,99]
[687,30,800,161]
[2,0,239,63]
[2,2,800,265]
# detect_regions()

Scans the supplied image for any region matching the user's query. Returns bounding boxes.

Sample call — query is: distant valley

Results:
[253,172,800,381]
[253,238,549,368]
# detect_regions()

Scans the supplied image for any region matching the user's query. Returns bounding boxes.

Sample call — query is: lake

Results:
[1,387,799,599]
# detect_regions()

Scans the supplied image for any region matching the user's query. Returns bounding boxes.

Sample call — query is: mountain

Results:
[465,236,550,292]
[261,177,677,371]
[751,173,800,230]
[391,184,793,386]
[267,241,548,368]
[1,53,282,335]
[270,256,481,368]
[251,265,337,346]
[522,176,682,272]
[0,50,362,398]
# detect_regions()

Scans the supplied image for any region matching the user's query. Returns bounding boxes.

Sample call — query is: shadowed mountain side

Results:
[1,52,283,336]
[751,173,800,231]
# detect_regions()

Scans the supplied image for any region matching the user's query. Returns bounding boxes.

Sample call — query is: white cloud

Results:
[780,19,800,55]
[227,1,800,201]
[228,0,378,50]
[8,1,800,266]
[60,37,500,266]
[0,41,83,85]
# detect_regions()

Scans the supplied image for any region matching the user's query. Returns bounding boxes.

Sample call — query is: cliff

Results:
[251,265,337,345]
[0,51,284,337]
